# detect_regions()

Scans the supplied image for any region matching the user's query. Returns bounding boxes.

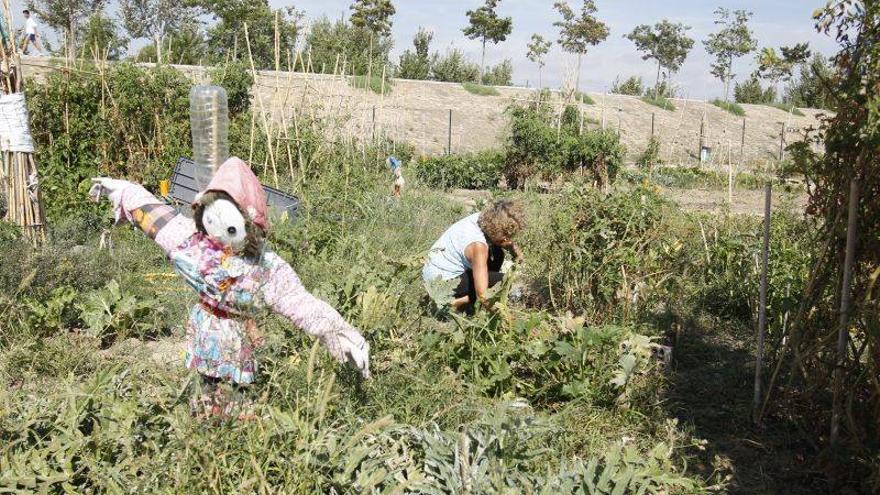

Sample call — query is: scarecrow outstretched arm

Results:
[261,253,371,378]
[95,179,195,255]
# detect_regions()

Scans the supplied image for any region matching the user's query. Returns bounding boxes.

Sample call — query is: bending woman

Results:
[422,200,525,313]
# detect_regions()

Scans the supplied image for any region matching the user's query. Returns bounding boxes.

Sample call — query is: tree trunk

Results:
[575,53,583,95]
[655,60,662,96]
[67,17,75,61]
[155,34,162,64]
[479,38,486,85]
[538,66,543,89]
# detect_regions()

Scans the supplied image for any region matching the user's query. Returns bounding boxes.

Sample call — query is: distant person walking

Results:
[387,156,405,198]
[20,10,44,56]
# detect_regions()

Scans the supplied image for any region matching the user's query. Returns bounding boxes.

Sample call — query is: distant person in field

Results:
[20,10,44,56]
[423,200,525,313]
[387,156,404,197]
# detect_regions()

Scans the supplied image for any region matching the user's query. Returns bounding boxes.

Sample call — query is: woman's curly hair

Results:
[478,200,525,242]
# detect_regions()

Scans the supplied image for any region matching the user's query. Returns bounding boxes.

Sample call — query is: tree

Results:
[785,52,834,110]
[483,58,512,86]
[625,19,694,96]
[349,0,395,75]
[703,8,757,102]
[134,24,207,65]
[610,75,643,96]
[397,27,432,80]
[430,48,479,83]
[27,0,106,59]
[553,1,609,95]
[754,42,810,101]
[526,33,551,88]
[196,0,302,70]
[78,11,127,60]
[305,16,393,75]
[733,75,775,104]
[349,0,395,37]
[463,0,512,85]
[119,0,199,65]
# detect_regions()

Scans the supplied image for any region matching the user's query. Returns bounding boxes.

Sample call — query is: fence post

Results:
[778,122,785,161]
[698,114,705,165]
[650,112,655,138]
[830,179,860,446]
[753,183,772,424]
[447,109,453,155]
[617,108,622,138]
[371,106,376,144]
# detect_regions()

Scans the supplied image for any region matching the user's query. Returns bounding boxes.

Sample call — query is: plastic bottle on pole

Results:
[189,85,229,191]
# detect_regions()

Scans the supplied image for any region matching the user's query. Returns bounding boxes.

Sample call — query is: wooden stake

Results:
[830,179,860,446]
[754,183,772,423]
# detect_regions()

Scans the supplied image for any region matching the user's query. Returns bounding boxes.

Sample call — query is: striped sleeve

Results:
[107,181,196,255]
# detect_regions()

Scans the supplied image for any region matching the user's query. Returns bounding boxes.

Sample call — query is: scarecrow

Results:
[89,86,369,419]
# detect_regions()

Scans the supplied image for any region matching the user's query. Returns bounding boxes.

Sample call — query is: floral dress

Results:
[107,182,361,385]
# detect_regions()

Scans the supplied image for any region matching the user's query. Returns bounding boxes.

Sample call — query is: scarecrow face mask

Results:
[201,198,248,253]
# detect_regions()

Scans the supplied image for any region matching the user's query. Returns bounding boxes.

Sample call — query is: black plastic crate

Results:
[167,157,299,220]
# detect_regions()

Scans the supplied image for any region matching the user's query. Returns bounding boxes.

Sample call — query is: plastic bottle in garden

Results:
[189,85,229,191]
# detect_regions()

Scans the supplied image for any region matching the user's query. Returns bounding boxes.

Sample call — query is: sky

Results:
[9,0,839,99]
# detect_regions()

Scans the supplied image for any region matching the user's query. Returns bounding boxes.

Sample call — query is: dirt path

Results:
[661,187,808,216]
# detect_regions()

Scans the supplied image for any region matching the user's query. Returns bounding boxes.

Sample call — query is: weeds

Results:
[413,150,504,189]
[348,74,393,94]
[767,102,805,116]
[711,99,746,116]
[642,95,677,111]
[462,82,500,96]
[577,91,596,105]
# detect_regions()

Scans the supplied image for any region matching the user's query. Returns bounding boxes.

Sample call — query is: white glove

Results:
[322,327,371,379]
[88,177,129,202]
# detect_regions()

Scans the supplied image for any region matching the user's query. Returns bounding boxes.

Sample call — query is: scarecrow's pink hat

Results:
[194,157,268,229]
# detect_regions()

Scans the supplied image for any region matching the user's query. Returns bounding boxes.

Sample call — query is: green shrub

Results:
[711,98,746,116]
[462,82,500,96]
[27,63,192,221]
[525,184,678,320]
[768,102,805,116]
[209,60,254,116]
[504,100,625,189]
[412,151,503,189]
[641,95,676,111]
[348,74,393,94]
[577,91,595,105]
[637,137,662,169]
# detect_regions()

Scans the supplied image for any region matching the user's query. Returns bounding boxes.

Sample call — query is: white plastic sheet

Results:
[0,93,34,152]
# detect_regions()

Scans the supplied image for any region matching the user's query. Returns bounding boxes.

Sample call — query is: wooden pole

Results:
[698,113,705,165]
[447,109,452,155]
[830,179,860,446]
[274,11,280,73]
[650,112,655,138]
[778,122,785,161]
[371,106,376,144]
[740,118,746,166]
[727,140,733,204]
[753,183,772,423]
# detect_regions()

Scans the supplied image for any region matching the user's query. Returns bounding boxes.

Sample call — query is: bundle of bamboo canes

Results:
[0,2,46,244]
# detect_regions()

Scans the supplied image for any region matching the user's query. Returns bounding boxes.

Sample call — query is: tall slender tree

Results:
[755,42,810,102]
[703,8,758,102]
[526,33,551,88]
[553,0,609,95]
[463,0,512,85]
[350,0,395,76]
[398,27,433,80]
[119,0,199,64]
[625,19,694,97]
[27,0,105,59]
